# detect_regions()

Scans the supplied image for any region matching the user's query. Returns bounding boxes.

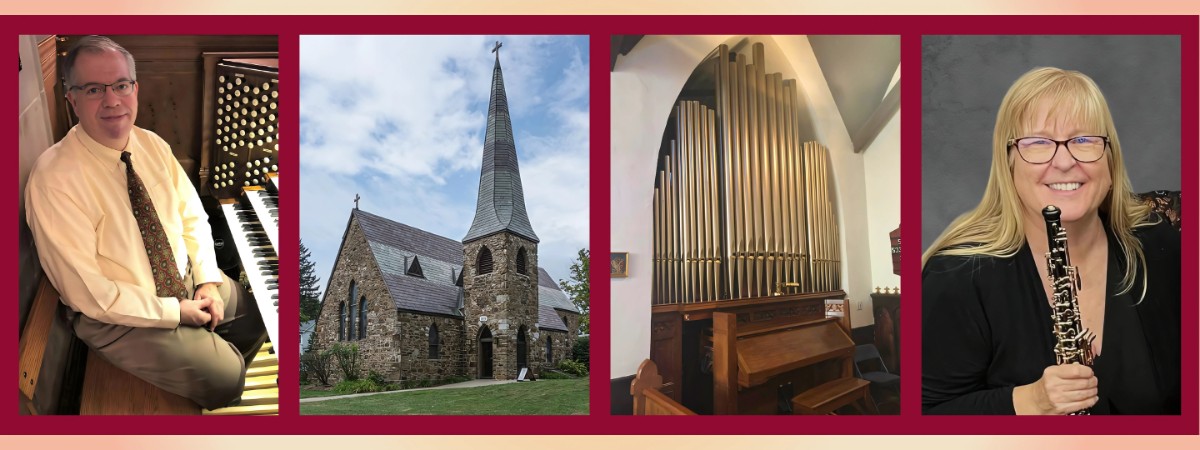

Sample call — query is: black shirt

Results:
[922,217,1180,414]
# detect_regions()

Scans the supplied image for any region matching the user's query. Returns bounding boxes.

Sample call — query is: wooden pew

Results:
[631,359,695,415]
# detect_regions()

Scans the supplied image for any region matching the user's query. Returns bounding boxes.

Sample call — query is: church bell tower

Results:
[462,42,541,380]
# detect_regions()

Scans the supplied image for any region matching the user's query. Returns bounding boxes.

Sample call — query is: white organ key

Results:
[221,199,279,346]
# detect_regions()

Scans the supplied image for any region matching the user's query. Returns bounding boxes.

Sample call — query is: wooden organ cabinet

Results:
[648,43,860,415]
[42,36,280,415]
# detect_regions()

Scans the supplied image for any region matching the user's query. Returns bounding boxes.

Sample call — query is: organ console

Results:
[648,42,860,414]
[199,53,281,415]
[200,53,281,348]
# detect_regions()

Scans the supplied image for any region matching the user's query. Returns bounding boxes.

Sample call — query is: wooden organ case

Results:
[649,42,855,414]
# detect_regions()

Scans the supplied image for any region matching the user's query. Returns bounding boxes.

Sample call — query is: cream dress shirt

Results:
[25,125,222,329]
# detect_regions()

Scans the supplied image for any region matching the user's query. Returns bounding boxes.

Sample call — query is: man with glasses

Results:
[24,36,266,411]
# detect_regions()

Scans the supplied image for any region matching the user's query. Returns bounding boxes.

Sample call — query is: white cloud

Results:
[299,35,589,292]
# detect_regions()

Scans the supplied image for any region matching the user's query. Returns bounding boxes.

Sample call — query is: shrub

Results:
[570,336,590,368]
[330,343,361,381]
[367,370,388,386]
[558,359,588,377]
[333,378,391,394]
[301,350,334,386]
[540,370,572,380]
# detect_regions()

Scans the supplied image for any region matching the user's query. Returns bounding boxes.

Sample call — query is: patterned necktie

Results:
[121,151,189,300]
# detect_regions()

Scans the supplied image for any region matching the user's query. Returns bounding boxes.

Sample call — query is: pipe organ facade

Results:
[652,42,843,306]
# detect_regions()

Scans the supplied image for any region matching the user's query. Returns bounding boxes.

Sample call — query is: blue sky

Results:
[299,35,590,295]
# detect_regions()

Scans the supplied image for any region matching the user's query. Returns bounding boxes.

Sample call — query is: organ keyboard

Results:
[221,192,280,346]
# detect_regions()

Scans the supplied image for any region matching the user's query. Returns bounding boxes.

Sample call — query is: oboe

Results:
[1042,205,1096,415]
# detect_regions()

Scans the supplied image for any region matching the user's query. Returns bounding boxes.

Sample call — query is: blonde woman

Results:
[921,67,1180,415]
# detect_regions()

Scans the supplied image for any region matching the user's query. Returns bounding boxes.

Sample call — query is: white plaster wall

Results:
[862,111,902,291]
[771,36,874,330]
[609,35,890,378]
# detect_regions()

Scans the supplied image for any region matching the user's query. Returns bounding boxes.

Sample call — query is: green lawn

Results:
[300,378,589,415]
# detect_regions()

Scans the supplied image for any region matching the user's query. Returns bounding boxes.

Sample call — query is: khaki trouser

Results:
[72,271,268,410]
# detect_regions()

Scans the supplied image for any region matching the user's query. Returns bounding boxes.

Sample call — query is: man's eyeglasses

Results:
[1006,135,1109,164]
[68,80,137,100]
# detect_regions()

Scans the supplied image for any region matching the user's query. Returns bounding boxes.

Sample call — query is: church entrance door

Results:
[478,326,493,379]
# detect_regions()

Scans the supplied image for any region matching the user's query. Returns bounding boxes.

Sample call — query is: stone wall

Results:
[462,232,540,380]
[393,312,465,383]
[543,329,573,367]
[310,215,398,384]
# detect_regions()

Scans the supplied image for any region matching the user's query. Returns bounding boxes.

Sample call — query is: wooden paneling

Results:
[38,35,66,140]
[18,279,59,410]
[648,312,682,402]
[54,35,278,184]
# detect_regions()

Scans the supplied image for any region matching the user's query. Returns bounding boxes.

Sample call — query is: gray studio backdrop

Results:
[921,35,1181,251]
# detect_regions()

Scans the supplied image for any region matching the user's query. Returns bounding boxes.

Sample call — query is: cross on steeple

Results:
[492,41,503,55]
[354,193,360,210]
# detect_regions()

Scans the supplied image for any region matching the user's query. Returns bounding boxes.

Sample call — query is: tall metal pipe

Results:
[649,43,843,305]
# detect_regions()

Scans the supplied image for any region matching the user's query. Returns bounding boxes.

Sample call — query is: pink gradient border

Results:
[3,13,1196,440]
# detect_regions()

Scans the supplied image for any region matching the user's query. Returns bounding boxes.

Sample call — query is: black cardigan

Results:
[922,217,1180,414]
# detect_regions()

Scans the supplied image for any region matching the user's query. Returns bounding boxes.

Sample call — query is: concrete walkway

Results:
[300,379,518,403]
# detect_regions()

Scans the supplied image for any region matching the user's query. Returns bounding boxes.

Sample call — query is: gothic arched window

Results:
[358,296,368,340]
[338,301,346,341]
[428,324,440,359]
[477,246,494,275]
[347,281,358,340]
[515,247,527,275]
[545,335,553,362]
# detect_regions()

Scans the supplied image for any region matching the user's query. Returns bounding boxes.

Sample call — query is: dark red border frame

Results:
[5,14,1196,436]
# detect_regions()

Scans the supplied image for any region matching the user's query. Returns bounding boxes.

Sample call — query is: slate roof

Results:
[463,52,539,245]
[350,209,576,330]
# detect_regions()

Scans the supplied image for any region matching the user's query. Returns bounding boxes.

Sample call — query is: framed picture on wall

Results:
[610,252,628,278]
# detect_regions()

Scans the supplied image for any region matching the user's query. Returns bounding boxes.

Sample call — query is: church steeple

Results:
[464,42,539,244]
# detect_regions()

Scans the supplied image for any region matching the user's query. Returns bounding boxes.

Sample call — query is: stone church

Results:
[311,47,581,384]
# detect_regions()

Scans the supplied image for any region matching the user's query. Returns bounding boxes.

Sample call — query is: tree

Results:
[558,248,590,334]
[299,239,322,323]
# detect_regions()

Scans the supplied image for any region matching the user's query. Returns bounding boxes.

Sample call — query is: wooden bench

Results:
[21,277,276,415]
[80,351,200,415]
[20,277,200,414]
[791,376,875,415]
